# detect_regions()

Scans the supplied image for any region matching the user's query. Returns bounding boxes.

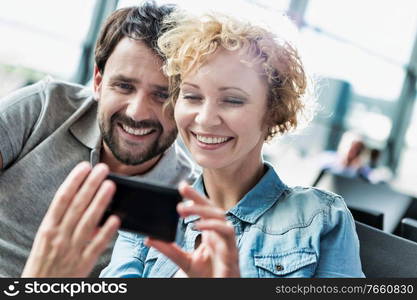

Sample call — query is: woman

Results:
[101,12,363,278]
[23,11,363,278]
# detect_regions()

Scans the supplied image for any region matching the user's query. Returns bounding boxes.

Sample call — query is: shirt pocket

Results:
[254,248,317,278]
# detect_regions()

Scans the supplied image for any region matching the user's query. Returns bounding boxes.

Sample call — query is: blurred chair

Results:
[400,218,417,243]
[316,173,412,233]
[355,221,417,277]
[349,205,383,230]
[312,168,327,187]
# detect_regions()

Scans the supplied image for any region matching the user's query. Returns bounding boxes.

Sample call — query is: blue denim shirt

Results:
[100,162,364,278]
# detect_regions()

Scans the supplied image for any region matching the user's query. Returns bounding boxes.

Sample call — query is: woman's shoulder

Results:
[285,185,345,207]
[257,184,351,233]
[262,163,347,214]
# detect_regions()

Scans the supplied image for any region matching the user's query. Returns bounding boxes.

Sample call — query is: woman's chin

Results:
[194,156,227,170]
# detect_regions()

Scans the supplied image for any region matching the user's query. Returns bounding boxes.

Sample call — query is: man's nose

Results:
[125,91,153,120]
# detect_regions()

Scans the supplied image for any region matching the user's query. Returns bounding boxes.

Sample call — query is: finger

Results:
[60,163,109,236]
[205,232,240,278]
[204,230,236,253]
[178,181,210,206]
[195,219,235,241]
[71,180,116,248]
[204,231,229,259]
[145,238,191,272]
[82,215,120,276]
[177,203,226,220]
[43,162,91,227]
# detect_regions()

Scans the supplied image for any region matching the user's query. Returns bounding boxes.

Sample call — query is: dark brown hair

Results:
[94,1,176,74]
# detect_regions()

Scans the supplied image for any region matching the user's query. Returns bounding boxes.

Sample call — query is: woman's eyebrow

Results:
[182,82,200,89]
[218,86,250,97]
[182,82,249,96]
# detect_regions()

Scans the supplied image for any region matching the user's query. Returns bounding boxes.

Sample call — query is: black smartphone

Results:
[100,173,182,242]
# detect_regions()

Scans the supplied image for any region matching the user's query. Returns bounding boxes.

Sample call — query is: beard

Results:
[99,111,177,166]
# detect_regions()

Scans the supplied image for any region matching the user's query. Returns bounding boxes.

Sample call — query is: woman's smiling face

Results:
[174,48,269,170]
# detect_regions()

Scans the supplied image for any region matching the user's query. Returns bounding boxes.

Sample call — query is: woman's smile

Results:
[190,130,234,150]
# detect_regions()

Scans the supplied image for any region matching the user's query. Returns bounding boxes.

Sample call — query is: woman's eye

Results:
[224,97,244,105]
[182,94,202,101]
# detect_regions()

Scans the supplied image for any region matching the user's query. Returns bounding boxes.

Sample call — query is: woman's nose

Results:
[194,102,221,127]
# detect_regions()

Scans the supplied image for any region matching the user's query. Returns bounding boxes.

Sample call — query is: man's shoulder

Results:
[37,76,92,108]
[173,143,199,183]
[1,76,91,112]
[0,77,96,169]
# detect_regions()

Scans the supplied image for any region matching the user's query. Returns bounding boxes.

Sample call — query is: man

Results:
[0,2,196,277]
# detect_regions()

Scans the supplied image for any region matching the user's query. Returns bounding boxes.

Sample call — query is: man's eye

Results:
[115,82,134,92]
[154,91,169,100]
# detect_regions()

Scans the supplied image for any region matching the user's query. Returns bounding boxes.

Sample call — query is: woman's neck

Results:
[202,157,265,211]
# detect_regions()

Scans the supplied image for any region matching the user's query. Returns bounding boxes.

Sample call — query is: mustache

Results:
[111,112,162,131]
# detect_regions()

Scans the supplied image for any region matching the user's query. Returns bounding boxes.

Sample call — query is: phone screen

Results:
[101,173,182,242]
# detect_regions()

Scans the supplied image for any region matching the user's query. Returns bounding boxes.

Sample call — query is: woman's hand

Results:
[145,182,240,278]
[22,162,121,277]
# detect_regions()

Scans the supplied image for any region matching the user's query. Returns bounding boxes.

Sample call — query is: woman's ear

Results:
[264,127,271,142]
[261,111,273,141]
[93,64,103,102]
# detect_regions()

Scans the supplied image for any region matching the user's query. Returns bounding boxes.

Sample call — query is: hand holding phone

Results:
[23,163,120,277]
[145,182,240,277]
[101,173,182,242]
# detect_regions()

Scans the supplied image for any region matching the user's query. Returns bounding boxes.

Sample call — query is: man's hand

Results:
[22,162,121,277]
[145,182,240,278]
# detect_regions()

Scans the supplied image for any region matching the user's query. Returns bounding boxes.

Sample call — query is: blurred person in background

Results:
[313,131,392,186]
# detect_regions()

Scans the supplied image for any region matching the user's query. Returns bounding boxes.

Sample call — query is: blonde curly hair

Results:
[158,12,314,140]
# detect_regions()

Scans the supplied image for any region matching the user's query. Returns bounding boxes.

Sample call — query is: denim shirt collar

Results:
[184,162,288,225]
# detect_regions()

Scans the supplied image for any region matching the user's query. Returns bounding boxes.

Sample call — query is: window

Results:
[118,0,290,18]
[0,0,96,96]
[298,0,417,152]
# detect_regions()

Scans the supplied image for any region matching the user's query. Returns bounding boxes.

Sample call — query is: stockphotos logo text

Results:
[3,281,127,297]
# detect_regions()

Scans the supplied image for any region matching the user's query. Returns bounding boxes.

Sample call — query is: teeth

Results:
[122,124,153,136]
[196,135,229,144]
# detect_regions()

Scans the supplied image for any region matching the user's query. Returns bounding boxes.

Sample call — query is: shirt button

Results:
[276,264,284,271]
